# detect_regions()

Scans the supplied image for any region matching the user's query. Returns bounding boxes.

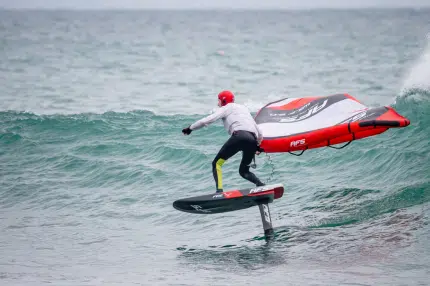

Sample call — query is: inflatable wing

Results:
[255,94,410,154]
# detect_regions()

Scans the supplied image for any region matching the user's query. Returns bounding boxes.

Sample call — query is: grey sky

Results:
[1,0,429,9]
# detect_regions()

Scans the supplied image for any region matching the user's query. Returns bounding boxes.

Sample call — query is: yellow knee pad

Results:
[215,158,225,189]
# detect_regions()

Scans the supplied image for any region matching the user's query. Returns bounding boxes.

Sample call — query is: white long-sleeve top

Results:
[189,103,263,144]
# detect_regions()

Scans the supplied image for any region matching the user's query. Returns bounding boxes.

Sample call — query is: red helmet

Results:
[218,90,235,106]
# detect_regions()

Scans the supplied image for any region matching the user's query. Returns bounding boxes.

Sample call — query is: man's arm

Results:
[255,122,263,145]
[254,121,264,154]
[189,106,229,131]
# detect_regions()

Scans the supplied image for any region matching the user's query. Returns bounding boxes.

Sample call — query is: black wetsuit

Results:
[212,130,265,192]
[185,102,265,192]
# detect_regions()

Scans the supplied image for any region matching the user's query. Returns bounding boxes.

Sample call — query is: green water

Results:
[1,9,429,286]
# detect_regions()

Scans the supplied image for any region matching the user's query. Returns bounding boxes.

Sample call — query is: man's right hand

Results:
[182,127,192,135]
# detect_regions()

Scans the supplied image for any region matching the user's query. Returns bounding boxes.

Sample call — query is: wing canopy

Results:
[255,93,410,154]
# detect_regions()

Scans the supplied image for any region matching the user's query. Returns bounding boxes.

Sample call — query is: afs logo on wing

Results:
[290,139,306,147]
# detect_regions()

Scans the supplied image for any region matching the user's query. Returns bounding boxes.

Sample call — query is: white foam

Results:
[399,38,430,99]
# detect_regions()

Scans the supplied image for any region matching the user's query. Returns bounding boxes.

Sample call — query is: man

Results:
[182,90,265,193]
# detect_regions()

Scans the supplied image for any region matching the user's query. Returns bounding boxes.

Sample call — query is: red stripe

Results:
[343,93,361,103]
[222,190,243,198]
[261,123,392,153]
[260,125,348,153]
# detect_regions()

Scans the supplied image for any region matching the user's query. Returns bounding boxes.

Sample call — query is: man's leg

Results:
[238,144,265,187]
[212,136,240,192]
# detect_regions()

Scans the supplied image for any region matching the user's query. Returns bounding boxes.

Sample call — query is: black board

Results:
[173,184,284,214]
